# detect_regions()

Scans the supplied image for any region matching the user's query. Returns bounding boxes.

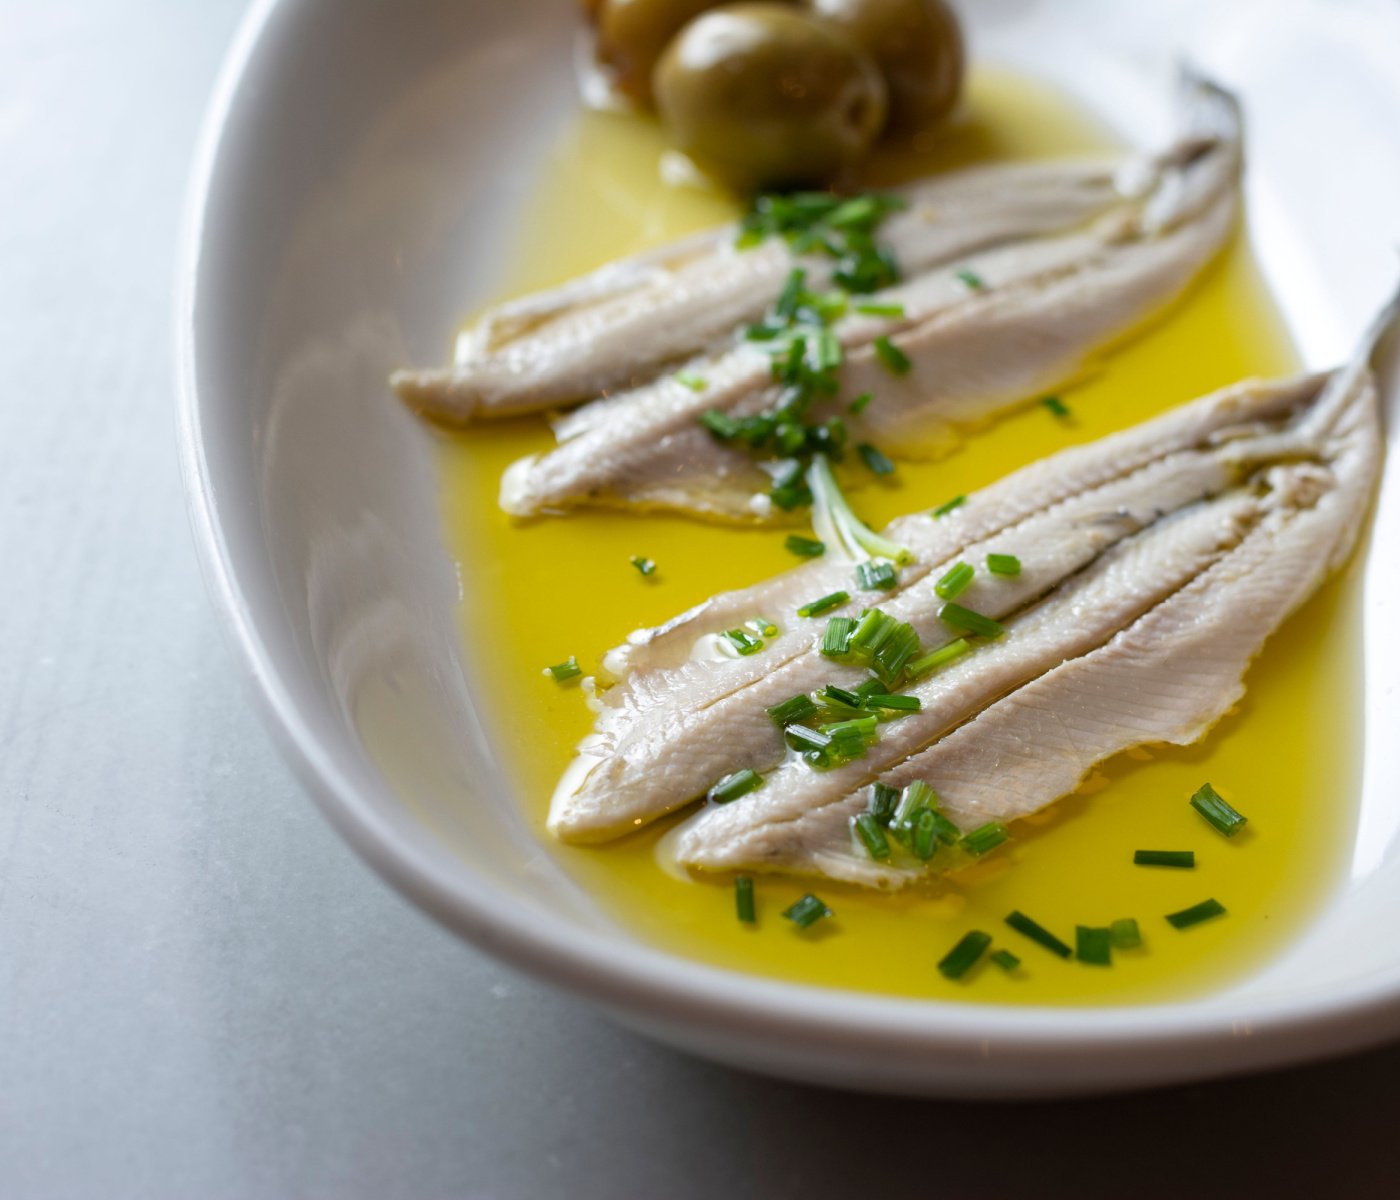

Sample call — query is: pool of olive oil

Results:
[434,71,1361,1005]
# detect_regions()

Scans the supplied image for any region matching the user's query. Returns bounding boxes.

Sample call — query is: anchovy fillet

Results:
[547,294,1387,871]
[493,74,1242,519]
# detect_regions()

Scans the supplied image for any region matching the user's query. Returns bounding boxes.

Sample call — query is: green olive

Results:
[805,0,963,131]
[654,4,888,192]
[596,0,730,105]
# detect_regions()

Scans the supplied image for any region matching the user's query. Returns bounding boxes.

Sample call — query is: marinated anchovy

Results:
[547,291,1388,868]
[480,74,1242,520]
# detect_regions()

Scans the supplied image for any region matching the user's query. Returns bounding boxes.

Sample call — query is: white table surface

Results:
[4,1,1400,1196]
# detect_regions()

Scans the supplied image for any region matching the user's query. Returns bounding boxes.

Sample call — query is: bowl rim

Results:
[175,0,1400,1088]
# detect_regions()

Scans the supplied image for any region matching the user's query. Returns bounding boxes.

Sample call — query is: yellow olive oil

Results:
[433,71,1360,1005]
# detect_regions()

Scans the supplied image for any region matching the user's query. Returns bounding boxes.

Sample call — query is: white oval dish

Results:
[177,0,1400,1097]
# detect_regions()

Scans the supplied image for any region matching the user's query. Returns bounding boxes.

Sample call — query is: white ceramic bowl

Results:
[177,0,1400,1096]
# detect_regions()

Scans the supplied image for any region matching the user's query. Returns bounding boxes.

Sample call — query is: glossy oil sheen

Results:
[434,71,1360,1005]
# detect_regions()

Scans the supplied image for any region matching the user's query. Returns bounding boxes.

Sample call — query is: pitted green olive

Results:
[596,0,731,105]
[805,0,963,131]
[653,4,888,192]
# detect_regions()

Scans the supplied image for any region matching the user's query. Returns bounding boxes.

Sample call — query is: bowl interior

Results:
[182,0,1400,1094]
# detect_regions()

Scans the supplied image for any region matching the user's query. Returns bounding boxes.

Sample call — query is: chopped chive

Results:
[955,267,985,291]
[857,442,895,476]
[869,782,899,824]
[873,335,911,376]
[822,684,864,709]
[891,780,937,831]
[939,602,1004,639]
[1166,898,1226,930]
[1041,394,1071,418]
[543,656,582,682]
[785,724,831,754]
[1004,910,1073,959]
[767,693,818,727]
[1109,918,1142,950]
[735,875,756,923]
[990,949,1021,972]
[907,638,971,679]
[675,371,708,391]
[934,561,975,600]
[798,590,849,618]
[961,822,1010,857]
[1076,925,1112,966]
[708,768,763,805]
[629,555,657,577]
[1190,783,1248,838]
[855,301,906,318]
[864,693,921,712]
[824,716,878,739]
[699,409,740,440]
[938,930,992,980]
[848,391,873,415]
[1134,849,1196,869]
[821,616,857,656]
[745,616,778,638]
[852,678,885,700]
[785,534,826,559]
[855,560,898,591]
[931,494,966,518]
[816,328,843,370]
[853,813,891,860]
[722,628,764,656]
[911,808,940,860]
[783,893,833,929]
[985,553,1021,576]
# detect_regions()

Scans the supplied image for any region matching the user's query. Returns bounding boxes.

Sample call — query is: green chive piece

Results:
[629,555,657,577]
[864,693,921,712]
[986,553,1021,576]
[931,494,966,518]
[1041,394,1071,418]
[722,628,764,656]
[890,780,937,833]
[853,813,891,861]
[911,808,940,860]
[1109,918,1142,950]
[857,442,896,476]
[708,769,763,805]
[745,616,779,638]
[1004,910,1073,959]
[1076,925,1112,966]
[955,267,985,291]
[852,677,885,700]
[1134,849,1196,869]
[869,782,900,824]
[821,684,864,709]
[854,301,906,318]
[784,893,833,929]
[699,409,740,440]
[675,371,708,391]
[785,724,831,754]
[934,561,975,600]
[785,534,826,559]
[821,616,857,656]
[990,949,1021,972]
[735,875,756,923]
[961,822,1010,857]
[938,930,992,980]
[767,693,818,727]
[798,590,849,618]
[907,638,971,679]
[543,657,582,682]
[1166,898,1227,930]
[848,391,873,415]
[855,560,898,591]
[1190,783,1248,837]
[873,335,911,376]
[939,602,1004,639]
[824,716,878,739]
